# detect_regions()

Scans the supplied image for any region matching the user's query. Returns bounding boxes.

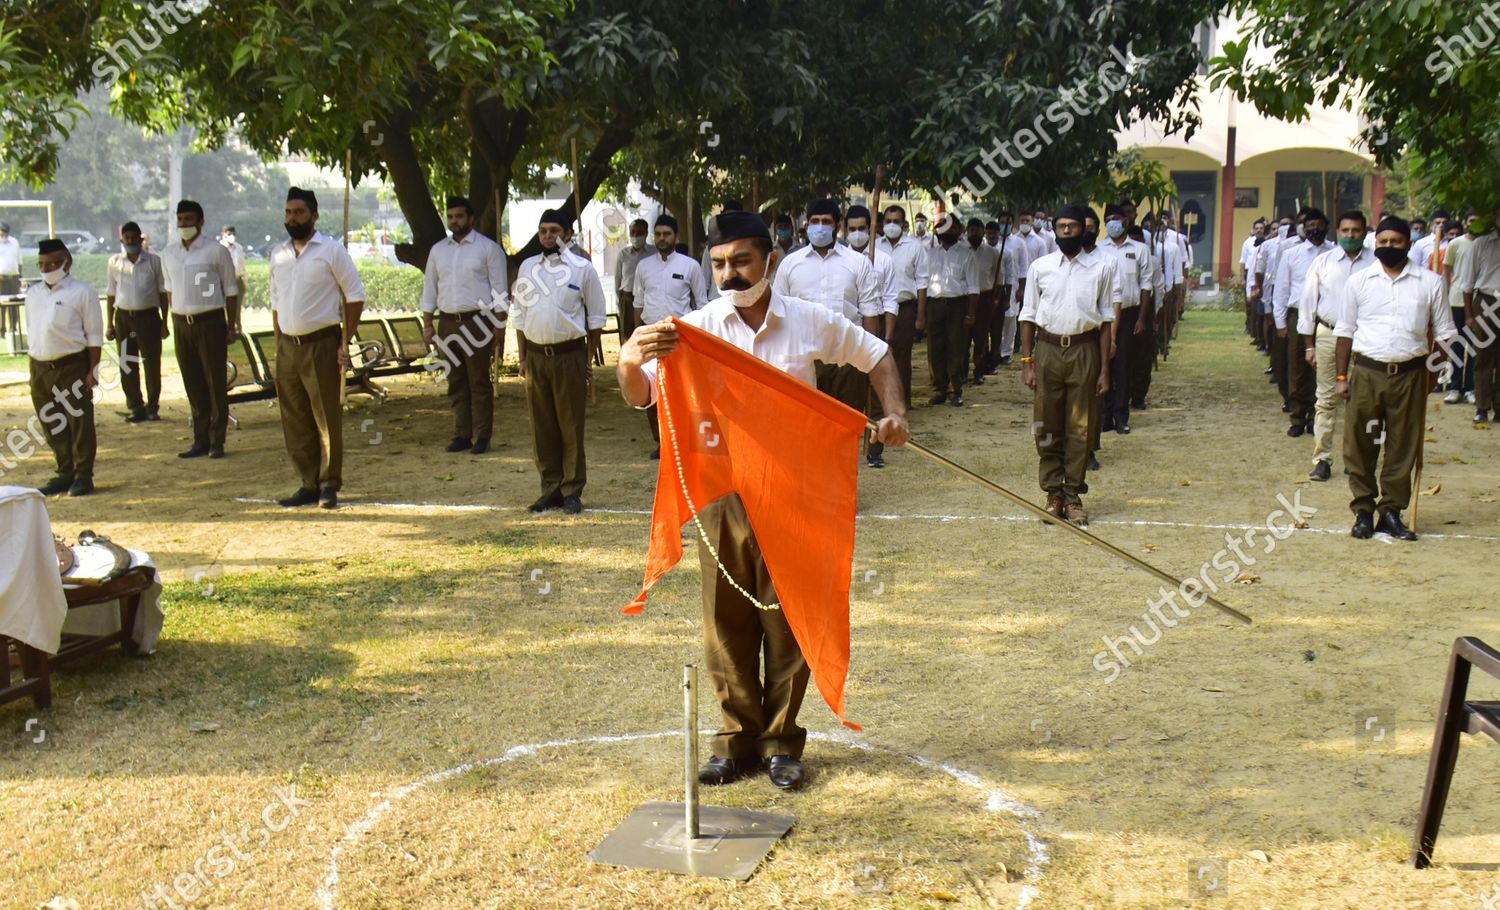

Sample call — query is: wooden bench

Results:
[1412,636,1500,867]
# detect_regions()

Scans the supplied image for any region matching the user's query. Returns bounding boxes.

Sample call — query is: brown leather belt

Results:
[32,350,89,367]
[1354,353,1426,376]
[173,308,224,326]
[281,324,342,345]
[1035,328,1100,349]
[526,336,586,356]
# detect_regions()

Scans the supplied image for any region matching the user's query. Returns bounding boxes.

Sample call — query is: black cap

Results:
[654,214,678,233]
[710,211,770,248]
[538,208,567,228]
[1054,204,1090,227]
[38,238,68,255]
[1375,215,1411,239]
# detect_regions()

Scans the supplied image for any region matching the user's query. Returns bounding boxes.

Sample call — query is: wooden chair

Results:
[1411,636,1500,868]
[0,565,155,711]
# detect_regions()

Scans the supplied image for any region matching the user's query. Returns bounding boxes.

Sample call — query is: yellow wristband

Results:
[1020,356,1035,364]
[1336,374,1347,381]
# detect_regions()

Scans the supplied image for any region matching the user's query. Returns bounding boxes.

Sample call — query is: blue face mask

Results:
[999,224,1011,236]
[807,224,835,248]
[1105,220,1125,239]
[123,243,143,255]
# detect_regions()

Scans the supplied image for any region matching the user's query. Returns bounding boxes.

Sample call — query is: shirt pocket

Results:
[1402,301,1428,335]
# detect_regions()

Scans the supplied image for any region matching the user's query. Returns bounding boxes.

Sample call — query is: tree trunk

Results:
[508,125,634,262]
[382,109,446,270]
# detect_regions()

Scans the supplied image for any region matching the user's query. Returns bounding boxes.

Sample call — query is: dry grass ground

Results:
[2,310,1499,909]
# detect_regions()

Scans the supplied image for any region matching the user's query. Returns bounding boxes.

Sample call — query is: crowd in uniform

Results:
[1243,202,1500,539]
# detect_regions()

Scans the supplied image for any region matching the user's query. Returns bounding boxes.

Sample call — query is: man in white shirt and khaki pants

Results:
[269,187,367,510]
[27,239,103,496]
[1336,216,1456,541]
[1019,204,1114,527]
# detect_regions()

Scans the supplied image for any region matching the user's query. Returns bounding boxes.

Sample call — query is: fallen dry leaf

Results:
[1181,479,1192,486]
[920,891,959,902]
[1234,573,1260,584]
[1248,849,1271,864]
[1424,436,1438,443]
[1420,483,1442,496]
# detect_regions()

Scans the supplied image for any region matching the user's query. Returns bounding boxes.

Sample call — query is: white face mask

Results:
[1018,223,1033,235]
[630,235,646,250]
[721,276,769,308]
[883,222,902,241]
[42,267,67,287]
[915,222,928,236]
[847,229,870,249]
[179,225,199,242]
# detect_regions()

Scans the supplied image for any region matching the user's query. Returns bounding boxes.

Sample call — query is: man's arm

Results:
[420,248,441,344]
[867,353,910,446]
[616,319,678,406]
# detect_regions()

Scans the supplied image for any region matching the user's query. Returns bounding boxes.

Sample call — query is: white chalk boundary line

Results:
[313,729,1049,910]
[233,497,1500,542]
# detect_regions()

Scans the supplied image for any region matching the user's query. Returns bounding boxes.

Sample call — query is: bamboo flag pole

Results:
[340,149,353,406]
[875,422,1253,625]
[572,138,600,396]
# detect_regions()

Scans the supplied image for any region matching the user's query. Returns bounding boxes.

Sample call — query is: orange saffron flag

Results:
[625,318,867,731]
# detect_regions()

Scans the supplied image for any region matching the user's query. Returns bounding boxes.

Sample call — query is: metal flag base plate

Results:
[586,799,794,880]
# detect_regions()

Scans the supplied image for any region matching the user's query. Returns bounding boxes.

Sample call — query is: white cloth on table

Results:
[61,546,164,654]
[0,486,69,653]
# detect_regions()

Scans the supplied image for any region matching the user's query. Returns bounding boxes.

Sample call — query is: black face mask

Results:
[1082,230,1099,247]
[1374,246,1409,268]
[1305,228,1328,245]
[1254,235,1266,247]
[968,235,982,248]
[1056,234,1084,256]
[284,221,313,241]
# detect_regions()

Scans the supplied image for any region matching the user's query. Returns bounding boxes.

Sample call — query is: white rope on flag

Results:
[657,360,780,611]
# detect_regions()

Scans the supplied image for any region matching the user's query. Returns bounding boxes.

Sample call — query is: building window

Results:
[1273,172,1363,220]
[1194,21,1216,76]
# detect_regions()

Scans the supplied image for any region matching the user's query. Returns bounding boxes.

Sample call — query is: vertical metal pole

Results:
[683,664,699,840]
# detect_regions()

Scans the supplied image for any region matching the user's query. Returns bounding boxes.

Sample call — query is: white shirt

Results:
[0,235,20,275]
[1036,228,1058,254]
[1161,230,1185,290]
[26,275,104,360]
[1443,233,1475,309]
[1084,246,1124,318]
[106,252,166,312]
[616,241,646,296]
[771,243,882,324]
[1256,226,1292,286]
[1458,232,1500,296]
[1240,235,1259,274]
[1020,250,1114,335]
[1273,239,1334,328]
[268,231,367,336]
[633,250,709,323]
[639,291,889,406]
[925,241,980,298]
[969,239,1001,292]
[850,243,899,316]
[419,231,509,316]
[161,234,240,315]
[1095,237,1150,309]
[221,238,247,277]
[1017,230,1049,272]
[509,249,606,345]
[876,233,930,302]
[1298,246,1374,335]
[1336,262,1456,363]
[1411,234,1438,273]
[995,236,1022,287]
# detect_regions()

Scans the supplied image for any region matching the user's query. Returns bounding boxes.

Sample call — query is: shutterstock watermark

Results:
[92,0,207,84]
[1425,3,1500,83]
[137,783,311,909]
[0,344,142,481]
[1092,491,1317,682]
[947,44,1138,198]
[424,250,580,380]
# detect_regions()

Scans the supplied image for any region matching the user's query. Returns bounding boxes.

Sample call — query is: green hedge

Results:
[64,253,424,312]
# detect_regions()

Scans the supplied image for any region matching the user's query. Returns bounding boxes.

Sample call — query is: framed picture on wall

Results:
[1234,187,1260,208]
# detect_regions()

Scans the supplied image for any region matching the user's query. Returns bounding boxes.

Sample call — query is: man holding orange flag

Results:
[618,210,910,791]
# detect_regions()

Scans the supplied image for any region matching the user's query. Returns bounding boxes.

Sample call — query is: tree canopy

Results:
[3,0,1225,265]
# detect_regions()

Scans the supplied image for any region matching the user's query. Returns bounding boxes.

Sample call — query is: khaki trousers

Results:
[1286,307,1314,424]
[1343,361,1427,516]
[275,329,345,492]
[174,310,229,448]
[437,312,496,441]
[1033,338,1100,503]
[524,344,588,498]
[1473,297,1500,411]
[891,299,918,408]
[617,291,636,346]
[30,351,96,480]
[926,296,968,395]
[1311,327,1341,466]
[697,494,809,761]
[114,308,163,414]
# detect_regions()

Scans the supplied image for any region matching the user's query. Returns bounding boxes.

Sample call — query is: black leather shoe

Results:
[67,477,93,497]
[319,488,338,510]
[1475,410,1490,425]
[1376,510,1417,540]
[529,494,564,513]
[649,446,660,460]
[1309,460,1331,482]
[1102,415,1115,432]
[178,444,209,458]
[446,436,471,453]
[38,476,74,496]
[1116,422,1130,435]
[866,452,885,468]
[767,755,805,790]
[1303,421,1314,436]
[971,375,985,386]
[1088,453,1101,471]
[470,437,489,455]
[125,409,149,424]
[562,495,583,514]
[1130,399,1146,410]
[1351,511,1374,539]
[146,407,160,421]
[928,392,948,406]
[698,756,761,786]
[208,445,225,459]
[950,393,964,407]
[1287,423,1305,438]
[278,487,320,508]
[1280,401,1290,412]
